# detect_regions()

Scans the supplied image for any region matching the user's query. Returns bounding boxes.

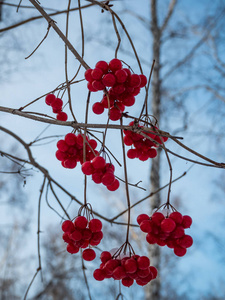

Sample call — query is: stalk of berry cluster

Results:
[120,119,131,251]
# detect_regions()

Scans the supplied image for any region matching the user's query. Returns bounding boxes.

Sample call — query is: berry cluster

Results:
[45,94,68,121]
[81,156,119,191]
[93,250,157,287]
[56,133,99,169]
[62,216,103,261]
[84,59,147,121]
[123,121,168,161]
[137,210,193,256]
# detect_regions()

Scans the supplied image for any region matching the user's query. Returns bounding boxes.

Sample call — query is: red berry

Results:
[63,158,77,169]
[91,68,103,80]
[70,229,82,241]
[45,94,56,105]
[169,211,183,224]
[104,259,120,274]
[89,218,102,232]
[137,268,151,278]
[102,172,115,186]
[137,214,150,225]
[149,266,158,279]
[67,244,79,254]
[127,148,137,159]
[128,74,141,88]
[171,226,185,239]
[92,102,104,114]
[57,140,69,152]
[92,80,105,91]
[139,152,149,161]
[121,277,134,287]
[81,228,92,240]
[81,161,94,175]
[151,212,165,226]
[62,220,74,232]
[92,171,103,184]
[139,74,147,87]
[55,150,67,161]
[84,69,93,81]
[140,220,152,233]
[62,232,72,243]
[65,133,77,146]
[82,248,96,261]
[107,179,119,191]
[178,235,193,248]
[87,81,97,92]
[102,73,116,87]
[100,251,112,263]
[137,256,150,270]
[51,98,63,110]
[161,218,176,233]
[123,135,133,146]
[174,246,187,257]
[95,61,109,73]
[91,231,103,242]
[56,111,68,121]
[74,216,88,229]
[109,58,122,72]
[93,268,106,281]
[88,139,98,150]
[182,215,192,228]
[124,258,138,273]
[92,156,106,169]
[109,107,122,121]
[115,69,128,83]
[112,84,126,95]
[147,148,157,158]
[112,266,127,280]
[123,95,135,107]
[146,233,157,244]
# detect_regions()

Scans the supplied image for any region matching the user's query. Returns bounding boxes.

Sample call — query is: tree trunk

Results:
[145,0,162,299]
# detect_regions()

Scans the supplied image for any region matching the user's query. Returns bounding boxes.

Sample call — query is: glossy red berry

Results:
[137,256,150,270]
[109,107,122,121]
[174,245,187,257]
[92,156,106,169]
[91,68,103,80]
[121,277,134,287]
[139,74,148,87]
[62,220,74,232]
[182,215,192,228]
[45,93,56,105]
[102,73,116,87]
[93,268,105,281]
[109,58,122,72]
[84,69,93,81]
[95,61,108,73]
[82,248,96,261]
[81,161,94,175]
[107,179,119,191]
[100,251,112,263]
[65,133,77,146]
[56,112,68,121]
[74,216,88,229]
[67,244,79,254]
[161,218,176,233]
[92,102,104,114]
[137,214,150,225]
[89,218,102,232]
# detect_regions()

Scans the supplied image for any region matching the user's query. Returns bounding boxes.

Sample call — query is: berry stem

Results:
[120,119,131,244]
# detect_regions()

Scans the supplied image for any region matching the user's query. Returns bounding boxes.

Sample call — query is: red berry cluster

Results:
[62,216,103,261]
[123,121,168,161]
[81,156,119,191]
[93,251,157,287]
[45,94,68,121]
[84,59,147,121]
[137,211,193,257]
[56,133,99,169]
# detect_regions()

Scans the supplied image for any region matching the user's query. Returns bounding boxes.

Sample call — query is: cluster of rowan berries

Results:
[81,156,119,191]
[137,210,193,256]
[62,216,103,261]
[123,121,168,161]
[55,133,98,169]
[93,250,157,287]
[84,58,147,121]
[45,93,68,121]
